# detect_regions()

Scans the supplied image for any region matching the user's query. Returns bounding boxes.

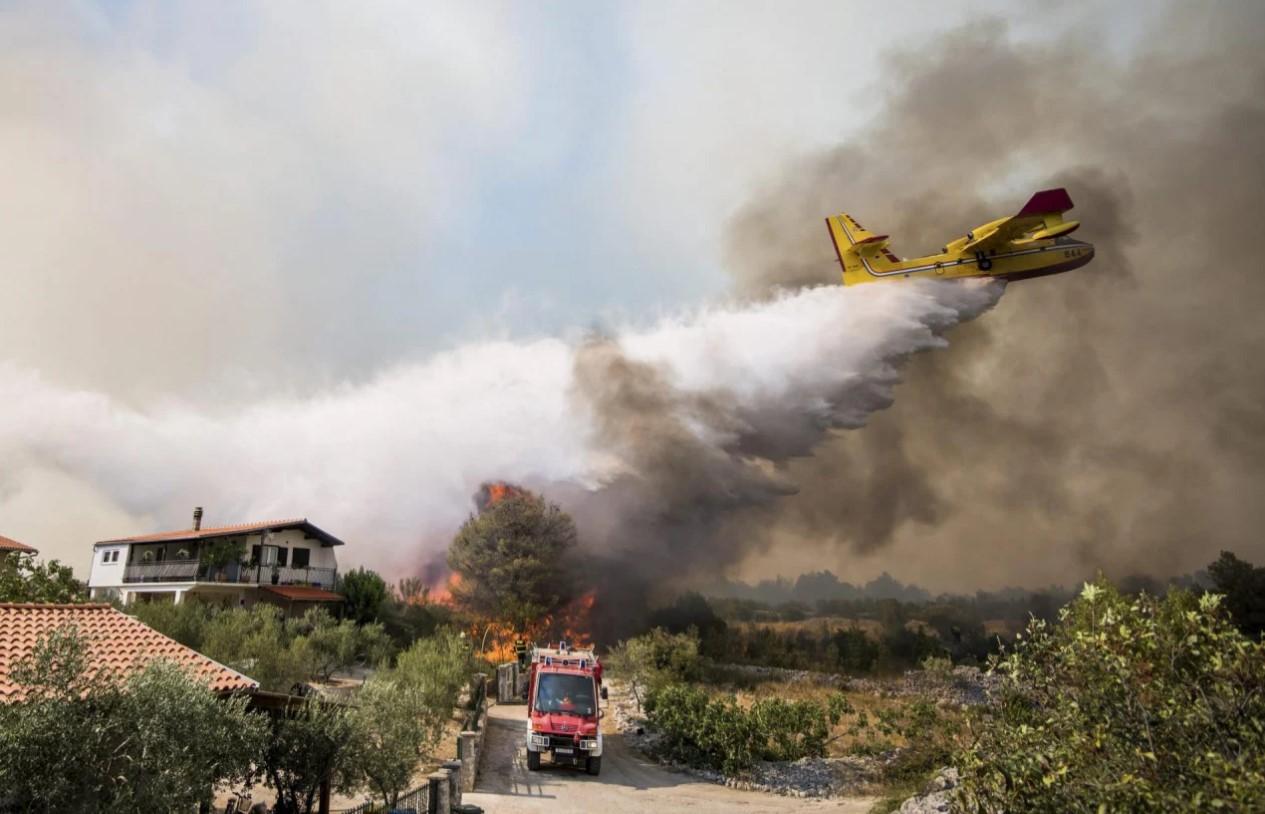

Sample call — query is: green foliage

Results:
[1207,550,1265,638]
[199,538,246,569]
[0,626,266,813]
[262,699,360,814]
[135,601,392,690]
[446,489,578,634]
[0,557,88,603]
[200,604,316,692]
[345,679,432,808]
[956,579,1265,813]
[380,596,451,647]
[344,629,472,807]
[341,567,390,625]
[296,607,392,680]
[645,683,848,774]
[607,628,703,708]
[391,628,472,738]
[647,592,729,656]
[131,597,212,648]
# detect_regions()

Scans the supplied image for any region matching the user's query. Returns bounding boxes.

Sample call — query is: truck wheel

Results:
[527,750,541,771]
[586,756,602,776]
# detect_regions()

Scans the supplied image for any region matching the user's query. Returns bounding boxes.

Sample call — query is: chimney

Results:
[193,506,203,531]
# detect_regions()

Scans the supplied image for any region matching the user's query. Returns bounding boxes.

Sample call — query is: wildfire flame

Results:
[419,480,599,662]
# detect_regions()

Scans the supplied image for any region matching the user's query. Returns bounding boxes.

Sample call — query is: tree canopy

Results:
[956,579,1265,812]
[341,567,390,625]
[0,626,264,812]
[446,488,578,636]
[0,557,87,603]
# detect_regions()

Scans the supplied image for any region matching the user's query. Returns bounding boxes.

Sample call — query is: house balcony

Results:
[121,560,338,590]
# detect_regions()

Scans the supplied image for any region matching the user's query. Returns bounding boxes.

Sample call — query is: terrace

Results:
[119,538,337,590]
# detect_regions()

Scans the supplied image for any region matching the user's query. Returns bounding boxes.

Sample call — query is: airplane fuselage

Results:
[847,235,1095,283]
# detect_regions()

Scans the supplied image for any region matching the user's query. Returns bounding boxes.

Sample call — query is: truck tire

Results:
[527,750,541,771]
[586,756,601,776]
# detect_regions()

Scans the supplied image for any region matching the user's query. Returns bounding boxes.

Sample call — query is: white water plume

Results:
[0,280,1001,575]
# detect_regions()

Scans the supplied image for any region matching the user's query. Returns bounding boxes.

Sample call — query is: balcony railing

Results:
[122,560,337,589]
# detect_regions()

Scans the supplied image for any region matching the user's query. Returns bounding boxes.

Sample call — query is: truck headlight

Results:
[530,734,549,747]
[580,739,598,750]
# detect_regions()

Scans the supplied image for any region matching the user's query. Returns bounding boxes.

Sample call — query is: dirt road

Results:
[464,703,877,813]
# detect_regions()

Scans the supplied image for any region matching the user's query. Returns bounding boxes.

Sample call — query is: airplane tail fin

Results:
[826,214,897,286]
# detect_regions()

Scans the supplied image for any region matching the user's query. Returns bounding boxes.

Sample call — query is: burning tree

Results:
[446,482,579,651]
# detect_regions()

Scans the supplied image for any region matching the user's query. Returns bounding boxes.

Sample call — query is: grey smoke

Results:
[711,6,1265,589]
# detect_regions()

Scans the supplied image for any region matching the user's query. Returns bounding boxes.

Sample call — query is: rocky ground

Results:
[897,769,959,814]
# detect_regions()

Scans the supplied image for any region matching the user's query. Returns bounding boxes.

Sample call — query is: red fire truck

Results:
[524,643,606,775]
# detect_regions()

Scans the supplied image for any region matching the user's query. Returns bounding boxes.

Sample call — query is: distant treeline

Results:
[641,553,1261,675]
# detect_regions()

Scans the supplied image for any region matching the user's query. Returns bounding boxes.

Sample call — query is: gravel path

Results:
[464,702,878,813]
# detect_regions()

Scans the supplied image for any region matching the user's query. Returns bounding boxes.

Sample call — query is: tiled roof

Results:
[96,518,345,547]
[260,585,345,602]
[0,604,257,703]
[0,535,38,555]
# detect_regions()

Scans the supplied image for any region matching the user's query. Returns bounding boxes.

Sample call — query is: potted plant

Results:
[199,539,245,582]
[175,547,192,560]
[140,549,155,564]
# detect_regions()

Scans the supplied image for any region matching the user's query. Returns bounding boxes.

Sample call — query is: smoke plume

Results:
[716,6,1265,589]
[0,282,997,582]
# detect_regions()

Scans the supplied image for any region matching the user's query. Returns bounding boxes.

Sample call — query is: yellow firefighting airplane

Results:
[826,188,1094,286]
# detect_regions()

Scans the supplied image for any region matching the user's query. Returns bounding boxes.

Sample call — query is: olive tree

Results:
[0,626,265,813]
[956,580,1265,812]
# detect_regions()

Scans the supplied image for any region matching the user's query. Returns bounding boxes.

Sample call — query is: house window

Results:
[291,548,310,568]
[251,545,261,565]
[112,551,120,563]
[277,547,288,567]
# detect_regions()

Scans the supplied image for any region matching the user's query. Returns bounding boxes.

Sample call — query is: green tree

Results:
[201,604,315,692]
[341,567,390,625]
[0,625,265,813]
[130,597,213,649]
[447,488,578,636]
[956,579,1265,812]
[298,607,392,680]
[0,557,87,603]
[1207,550,1265,638]
[346,679,430,808]
[262,699,360,814]
[607,628,703,709]
[345,630,471,807]
[392,628,471,740]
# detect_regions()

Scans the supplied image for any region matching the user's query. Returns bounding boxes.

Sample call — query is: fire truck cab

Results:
[524,642,607,775]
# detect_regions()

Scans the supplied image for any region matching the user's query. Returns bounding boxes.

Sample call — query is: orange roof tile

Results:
[0,604,257,703]
[96,518,345,547]
[260,585,345,602]
[0,535,38,555]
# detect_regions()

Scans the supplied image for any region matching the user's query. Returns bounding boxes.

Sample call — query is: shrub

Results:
[956,580,1265,812]
[606,628,703,708]
[645,683,848,774]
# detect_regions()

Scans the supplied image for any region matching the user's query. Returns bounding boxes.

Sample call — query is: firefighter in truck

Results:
[524,642,607,776]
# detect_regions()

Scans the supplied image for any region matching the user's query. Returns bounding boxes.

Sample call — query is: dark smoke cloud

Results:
[716,8,1265,590]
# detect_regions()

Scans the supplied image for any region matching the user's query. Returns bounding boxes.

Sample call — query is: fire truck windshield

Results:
[535,673,595,716]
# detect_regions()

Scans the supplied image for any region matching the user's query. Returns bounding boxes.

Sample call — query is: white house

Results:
[88,508,345,614]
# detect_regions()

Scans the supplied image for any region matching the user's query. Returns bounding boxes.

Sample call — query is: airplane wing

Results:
[962,188,1079,252]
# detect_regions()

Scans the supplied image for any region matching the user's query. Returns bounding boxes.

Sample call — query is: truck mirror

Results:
[600,686,608,701]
